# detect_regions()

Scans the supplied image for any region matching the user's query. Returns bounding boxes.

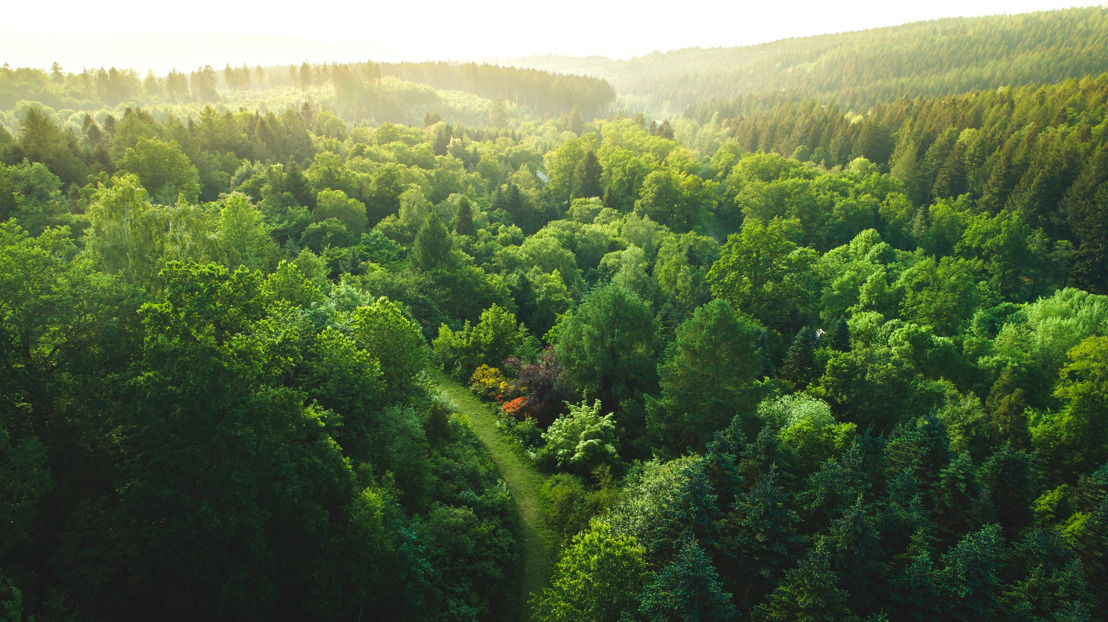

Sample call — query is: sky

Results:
[0,0,1102,74]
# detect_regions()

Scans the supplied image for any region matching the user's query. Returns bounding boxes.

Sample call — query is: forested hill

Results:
[0,60,614,128]
[379,62,615,119]
[508,7,1108,114]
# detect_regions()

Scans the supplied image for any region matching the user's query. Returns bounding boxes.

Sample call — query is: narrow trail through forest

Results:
[435,375,555,621]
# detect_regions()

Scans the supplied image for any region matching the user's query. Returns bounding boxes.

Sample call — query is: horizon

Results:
[1,1,1101,75]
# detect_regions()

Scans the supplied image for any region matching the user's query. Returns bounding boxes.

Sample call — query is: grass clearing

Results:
[434,374,555,621]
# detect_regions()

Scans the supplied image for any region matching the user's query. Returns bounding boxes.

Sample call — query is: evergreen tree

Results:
[639,535,736,622]
[577,150,603,199]
[717,466,802,611]
[753,538,855,622]
[454,194,476,237]
[648,299,768,451]
[936,524,1007,620]
[932,451,991,546]
[779,325,819,391]
[980,443,1042,538]
[412,213,453,272]
[828,495,886,616]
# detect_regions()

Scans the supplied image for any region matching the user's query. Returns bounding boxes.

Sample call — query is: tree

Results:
[533,522,648,622]
[634,169,714,233]
[217,193,275,271]
[545,136,587,205]
[980,443,1041,537]
[779,325,819,390]
[639,536,736,622]
[314,189,368,235]
[706,219,814,331]
[412,213,453,271]
[760,394,857,476]
[189,65,218,102]
[932,451,991,546]
[454,194,476,236]
[550,284,658,414]
[936,524,1007,620]
[351,297,427,402]
[16,105,85,185]
[117,136,201,204]
[827,496,886,616]
[1033,336,1108,478]
[753,538,855,622]
[648,299,768,451]
[115,261,376,619]
[577,150,602,199]
[432,304,525,380]
[539,399,620,475]
[717,466,802,611]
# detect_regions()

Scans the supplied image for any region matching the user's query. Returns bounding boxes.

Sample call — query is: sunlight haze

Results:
[0,0,1102,73]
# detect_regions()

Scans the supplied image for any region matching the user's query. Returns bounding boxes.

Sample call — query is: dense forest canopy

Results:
[3,6,1108,621]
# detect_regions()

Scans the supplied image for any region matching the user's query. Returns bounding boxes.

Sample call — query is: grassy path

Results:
[435,375,554,621]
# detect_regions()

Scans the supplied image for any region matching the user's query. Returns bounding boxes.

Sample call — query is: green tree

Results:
[313,188,368,235]
[412,213,454,271]
[648,299,768,451]
[454,194,476,236]
[117,136,201,204]
[577,149,603,199]
[760,394,857,476]
[753,538,855,622]
[980,443,1042,537]
[539,399,620,474]
[707,219,814,331]
[779,325,819,391]
[533,522,648,622]
[351,297,427,402]
[936,524,1007,620]
[639,535,736,622]
[717,466,802,610]
[16,105,85,185]
[545,136,587,205]
[1033,336,1108,478]
[432,304,525,380]
[550,284,658,414]
[217,193,275,271]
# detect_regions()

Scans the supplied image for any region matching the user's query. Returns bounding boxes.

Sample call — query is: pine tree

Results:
[753,538,854,622]
[980,443,1042,538]
[718,466,802,611]
[454,195,475,237]
[412,214,453,272]
[640,536,736,622]
[779,326,819,391]
[829,495,886,616]
[932,451,991,547]
[936,524,1006,620]
[577,150,603,199]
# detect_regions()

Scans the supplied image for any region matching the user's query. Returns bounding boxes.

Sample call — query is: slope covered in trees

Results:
[512,7,1108,114]
[0,60,614,130]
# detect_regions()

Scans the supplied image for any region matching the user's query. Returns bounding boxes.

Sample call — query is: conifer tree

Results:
[640,536,736,622]
[779,326,819,391]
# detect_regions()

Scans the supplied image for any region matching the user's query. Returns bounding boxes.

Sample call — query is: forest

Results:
[513,6,1108,115]
[3,6,1108,621]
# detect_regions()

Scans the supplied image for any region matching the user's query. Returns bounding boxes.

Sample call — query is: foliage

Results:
[539,399,620,475]
[532,521,648,622]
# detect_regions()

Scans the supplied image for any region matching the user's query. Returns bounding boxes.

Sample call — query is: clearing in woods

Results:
[435,375,555,620]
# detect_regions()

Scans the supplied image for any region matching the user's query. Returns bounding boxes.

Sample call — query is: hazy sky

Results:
[0,0,1102,73]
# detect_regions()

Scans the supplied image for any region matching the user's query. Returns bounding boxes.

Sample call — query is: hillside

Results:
[509,7,1108,114]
